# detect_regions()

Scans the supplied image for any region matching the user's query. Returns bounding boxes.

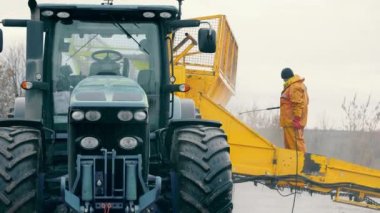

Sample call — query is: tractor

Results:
[0,0,233,212]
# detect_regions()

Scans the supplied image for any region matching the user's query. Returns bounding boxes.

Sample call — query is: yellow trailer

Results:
[173,15,380,210]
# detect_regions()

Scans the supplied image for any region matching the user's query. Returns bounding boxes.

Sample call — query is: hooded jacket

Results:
[280,75,309,127]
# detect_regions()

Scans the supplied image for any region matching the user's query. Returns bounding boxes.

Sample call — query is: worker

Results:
[280,68,309,152]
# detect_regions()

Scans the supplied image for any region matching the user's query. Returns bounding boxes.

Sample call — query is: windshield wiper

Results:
[112,22,150,56]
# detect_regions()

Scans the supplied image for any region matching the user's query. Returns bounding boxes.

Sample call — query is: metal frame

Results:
[63,149,161,212]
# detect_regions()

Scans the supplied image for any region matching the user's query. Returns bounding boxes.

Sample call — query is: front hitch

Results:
[61,149,161,212]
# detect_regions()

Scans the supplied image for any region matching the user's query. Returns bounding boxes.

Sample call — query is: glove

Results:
[293,116,302,129]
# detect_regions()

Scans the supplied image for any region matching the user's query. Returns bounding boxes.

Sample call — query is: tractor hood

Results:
[70,76,148,108]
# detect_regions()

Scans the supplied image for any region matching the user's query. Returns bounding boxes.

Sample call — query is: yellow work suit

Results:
[280,75,309,152]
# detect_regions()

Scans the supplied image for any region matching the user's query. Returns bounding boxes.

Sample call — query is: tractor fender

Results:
[0,119,43,129]
[13,97,25,118]
[170,96,198,120]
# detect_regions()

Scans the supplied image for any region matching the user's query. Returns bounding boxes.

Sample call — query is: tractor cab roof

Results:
[39,4,178,21]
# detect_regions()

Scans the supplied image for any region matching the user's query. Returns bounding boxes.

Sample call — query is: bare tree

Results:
[341,94,380,132]
[238,104,280,129]
[0,64,13,116]
[316,112,336,130]
[1,44,26,97]
[0,44,26,117]
[338,94,380,168]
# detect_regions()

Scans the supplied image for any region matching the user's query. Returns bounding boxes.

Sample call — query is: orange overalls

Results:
[280,75,309,152]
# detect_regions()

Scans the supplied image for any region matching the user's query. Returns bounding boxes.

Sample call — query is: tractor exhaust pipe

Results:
[28,0,40,20]
[177,0,184,19]
[28,0,37,12]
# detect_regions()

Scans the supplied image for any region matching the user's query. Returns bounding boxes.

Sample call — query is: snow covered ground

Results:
[233,183,378,213]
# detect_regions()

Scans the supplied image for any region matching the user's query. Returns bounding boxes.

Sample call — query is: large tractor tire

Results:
[171,125,233,213]
[0,127,40,213]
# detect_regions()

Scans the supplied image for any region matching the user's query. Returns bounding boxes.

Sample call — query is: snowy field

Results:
[233,183,378,213]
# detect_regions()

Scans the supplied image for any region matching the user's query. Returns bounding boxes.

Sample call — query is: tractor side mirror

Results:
[0,29,3,53]
[198,28,216,53]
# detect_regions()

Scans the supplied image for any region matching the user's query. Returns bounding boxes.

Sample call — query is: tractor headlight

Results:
[117,110,133,121]
[160,12,172,19]
[57,11,71,19]
[80,137,99,150]
[119,137,138,150]
[143,12,155,18]
[134,111,147,121]
[85,110,101,121]
[71,110,85,121]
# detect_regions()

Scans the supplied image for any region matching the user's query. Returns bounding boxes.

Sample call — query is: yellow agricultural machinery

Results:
[173,15,380,210]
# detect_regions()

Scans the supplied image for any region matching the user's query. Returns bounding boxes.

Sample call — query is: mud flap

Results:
[61,177,80,212]
[137,175,162,212]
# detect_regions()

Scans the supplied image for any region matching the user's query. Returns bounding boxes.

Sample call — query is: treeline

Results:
[0,44,25,117]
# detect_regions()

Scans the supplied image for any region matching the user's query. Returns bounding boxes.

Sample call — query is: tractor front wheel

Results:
[171,125,233,213]
[0,127,40,213]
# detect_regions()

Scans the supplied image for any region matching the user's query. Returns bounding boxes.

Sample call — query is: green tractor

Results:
[0,0,233,212]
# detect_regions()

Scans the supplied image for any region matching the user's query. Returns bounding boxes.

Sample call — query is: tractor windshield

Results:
[51,20,161,127]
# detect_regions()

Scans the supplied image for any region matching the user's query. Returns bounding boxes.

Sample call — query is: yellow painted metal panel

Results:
[197,94,380,199]
[199,94,275,149]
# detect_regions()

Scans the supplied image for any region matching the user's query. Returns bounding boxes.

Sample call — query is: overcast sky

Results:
[2,0,380,129]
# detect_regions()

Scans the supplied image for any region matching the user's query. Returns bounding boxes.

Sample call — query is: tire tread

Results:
[172,125,233,212]
[0,127,39,213]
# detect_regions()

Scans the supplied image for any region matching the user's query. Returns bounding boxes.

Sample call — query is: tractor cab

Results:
[39,4,174,132]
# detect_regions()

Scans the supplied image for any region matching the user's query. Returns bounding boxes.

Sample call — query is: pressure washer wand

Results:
[239,106,280,115]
